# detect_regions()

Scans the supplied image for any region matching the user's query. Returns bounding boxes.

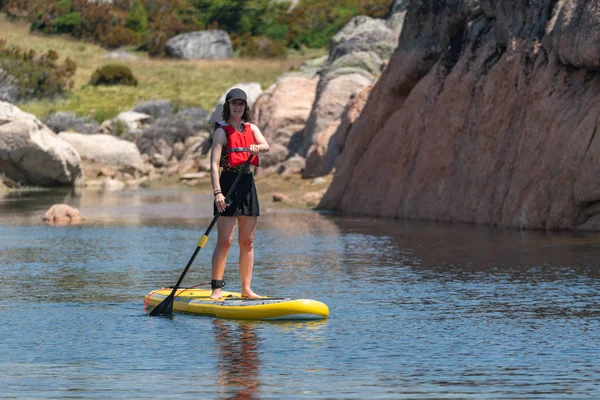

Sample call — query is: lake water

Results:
[1,187,599,399]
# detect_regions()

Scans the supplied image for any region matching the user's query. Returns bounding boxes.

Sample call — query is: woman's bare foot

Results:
[210,289,223,300]
[241,288,260,298]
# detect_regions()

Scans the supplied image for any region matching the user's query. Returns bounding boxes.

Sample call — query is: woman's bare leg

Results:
[237,216,259,298]
[211,217,237,299]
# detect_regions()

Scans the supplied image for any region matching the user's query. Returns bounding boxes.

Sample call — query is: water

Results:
[1,188,600,398]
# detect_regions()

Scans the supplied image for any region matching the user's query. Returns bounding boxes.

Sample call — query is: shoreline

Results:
[146,170,334,210]
[0,168,334,213]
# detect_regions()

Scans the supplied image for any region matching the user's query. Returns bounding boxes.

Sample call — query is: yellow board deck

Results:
[144,288,329,320]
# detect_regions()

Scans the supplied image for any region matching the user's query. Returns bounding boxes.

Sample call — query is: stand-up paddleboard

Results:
[144,288,329,320]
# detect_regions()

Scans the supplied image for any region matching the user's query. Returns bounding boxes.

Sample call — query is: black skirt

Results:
[214,171,260,217]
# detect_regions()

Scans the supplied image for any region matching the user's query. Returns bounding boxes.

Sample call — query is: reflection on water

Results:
[1,188,600,398]
[214,320,261,399]
[0,187,215,226]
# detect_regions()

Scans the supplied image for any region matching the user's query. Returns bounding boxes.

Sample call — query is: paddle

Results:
[148,155,254,316]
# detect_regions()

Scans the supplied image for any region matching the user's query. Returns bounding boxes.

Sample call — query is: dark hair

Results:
[222,100,252,122]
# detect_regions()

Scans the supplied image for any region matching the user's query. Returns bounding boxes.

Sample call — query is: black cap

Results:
[225,88,247,103]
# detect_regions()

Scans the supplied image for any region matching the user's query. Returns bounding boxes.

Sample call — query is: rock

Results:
[277,155,306,176]
[149,153,168,167]
[180,172,207,180]
[311,177,328,186]
[543,0,600,69]
[125,176,149,188]
[258,142,289,167]
[325,51,385,76]
[300,71,373,157]
[85,177,125,191]
[115,111,150,133]
[329,16,399,62]
[0,68,20,103]
[172,142,185,160]
[102,51,138,60]
[302,189,327,207]
[197,158,211,172]
[253,74,319,161]
[99,119,114,134]
[97,167,117,178]
[165,30,233,60]
[208,83,263,126]
[389,0,409,15]
[299,55,329,72]
[102,178,125,191]
[58,132,147,173]
[43,204,87,226]
[303,85,372,178]
[303,121,340,179]
[273,192,290,202]
[0,101,82,186]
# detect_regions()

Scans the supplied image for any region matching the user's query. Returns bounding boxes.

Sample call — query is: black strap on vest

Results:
[225,147,250,153]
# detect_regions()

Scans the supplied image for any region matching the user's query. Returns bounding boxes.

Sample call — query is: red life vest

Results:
[215,121,260,167]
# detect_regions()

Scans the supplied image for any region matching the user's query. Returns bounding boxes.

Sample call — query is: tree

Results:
[126,0,148,34]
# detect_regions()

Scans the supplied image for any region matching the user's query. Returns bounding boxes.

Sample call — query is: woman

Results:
[209,88,269,300]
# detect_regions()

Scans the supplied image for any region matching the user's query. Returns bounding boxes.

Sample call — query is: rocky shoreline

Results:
[0,9,405,225]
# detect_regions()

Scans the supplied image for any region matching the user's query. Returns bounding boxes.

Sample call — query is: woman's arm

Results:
[250,123,270,154]
[210,128,227,197]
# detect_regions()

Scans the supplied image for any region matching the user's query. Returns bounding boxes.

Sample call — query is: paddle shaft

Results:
[148,155,254,316]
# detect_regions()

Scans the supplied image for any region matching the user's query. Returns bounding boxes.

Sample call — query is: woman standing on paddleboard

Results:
[209,88,269,300]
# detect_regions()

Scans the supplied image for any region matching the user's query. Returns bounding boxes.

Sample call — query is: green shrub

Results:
[0,40,76,100]
[126,0,148,34]
[55,0,72,14]
[263,23,288,41]
[50,11,81,33]
[90,64,138,86]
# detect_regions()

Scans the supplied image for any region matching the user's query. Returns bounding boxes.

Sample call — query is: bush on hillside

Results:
[175,106,209,131]
[90,64,138,86]
[0,40,76,101]
[101,26,141,49]
[43,111,100,134]
[145,0,201,57]
[237,35,287,59]
[3,0,394,54]
[136,115,197,156]
[133,99,174,120]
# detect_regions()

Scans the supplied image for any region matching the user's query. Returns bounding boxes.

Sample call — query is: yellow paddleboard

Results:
[144,288,329,320]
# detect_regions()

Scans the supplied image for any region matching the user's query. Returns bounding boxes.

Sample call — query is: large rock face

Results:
[165,30,233,60]
[321,0,600,230]
[0,102,82,186]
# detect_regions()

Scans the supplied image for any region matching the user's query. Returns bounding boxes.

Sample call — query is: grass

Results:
[0,14,326,121]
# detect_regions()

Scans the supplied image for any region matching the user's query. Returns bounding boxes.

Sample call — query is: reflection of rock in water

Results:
[331,217,600,281]
[214,320,261,399]
[0,187,80,225]
[260,210,340,237]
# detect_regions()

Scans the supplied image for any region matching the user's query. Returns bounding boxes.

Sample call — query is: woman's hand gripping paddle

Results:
[148,155,254,316]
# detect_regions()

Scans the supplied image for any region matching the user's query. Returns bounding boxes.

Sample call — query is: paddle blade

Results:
[148,293,174,316]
